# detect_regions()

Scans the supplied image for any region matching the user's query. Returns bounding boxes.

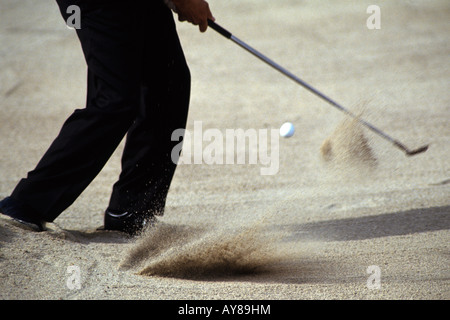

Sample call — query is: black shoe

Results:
[101,209,155,236]
[0,197,46,232]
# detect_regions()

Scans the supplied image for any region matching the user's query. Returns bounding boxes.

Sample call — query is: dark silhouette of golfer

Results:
[0,0,214,235]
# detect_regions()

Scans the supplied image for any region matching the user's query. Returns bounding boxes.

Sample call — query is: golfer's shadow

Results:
[282,205,450,242]
[0,213,130,244]
[45,225,131,244]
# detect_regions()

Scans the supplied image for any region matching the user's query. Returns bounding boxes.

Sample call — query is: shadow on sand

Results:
[282,205,450,242]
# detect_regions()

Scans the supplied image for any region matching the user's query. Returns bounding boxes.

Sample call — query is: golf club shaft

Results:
[208,20,428,156]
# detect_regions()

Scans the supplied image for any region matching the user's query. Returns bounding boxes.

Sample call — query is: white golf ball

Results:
[280,122,295,138]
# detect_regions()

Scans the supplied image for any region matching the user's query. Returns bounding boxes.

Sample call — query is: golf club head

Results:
[405,145,429,156]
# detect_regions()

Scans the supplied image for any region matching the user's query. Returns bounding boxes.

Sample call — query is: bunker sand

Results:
[0,0,449,299]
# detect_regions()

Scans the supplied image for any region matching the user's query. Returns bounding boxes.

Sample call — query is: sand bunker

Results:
[120,220,289,279]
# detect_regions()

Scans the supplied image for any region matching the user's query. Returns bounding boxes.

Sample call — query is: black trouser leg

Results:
[108,5,191,216]
[10,0,189,222]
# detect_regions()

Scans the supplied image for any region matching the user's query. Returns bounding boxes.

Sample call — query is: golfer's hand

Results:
[170,0,214,32]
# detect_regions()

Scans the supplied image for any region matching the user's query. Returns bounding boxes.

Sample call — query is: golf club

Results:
[207,20,429,157]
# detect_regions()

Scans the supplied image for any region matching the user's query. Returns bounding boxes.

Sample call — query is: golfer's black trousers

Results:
[10,0,191,222]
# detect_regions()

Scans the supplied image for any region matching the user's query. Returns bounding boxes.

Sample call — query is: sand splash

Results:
[320,117,377,168]
[120,219,288,279]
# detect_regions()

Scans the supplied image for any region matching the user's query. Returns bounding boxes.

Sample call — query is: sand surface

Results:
[0,0,449,300]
